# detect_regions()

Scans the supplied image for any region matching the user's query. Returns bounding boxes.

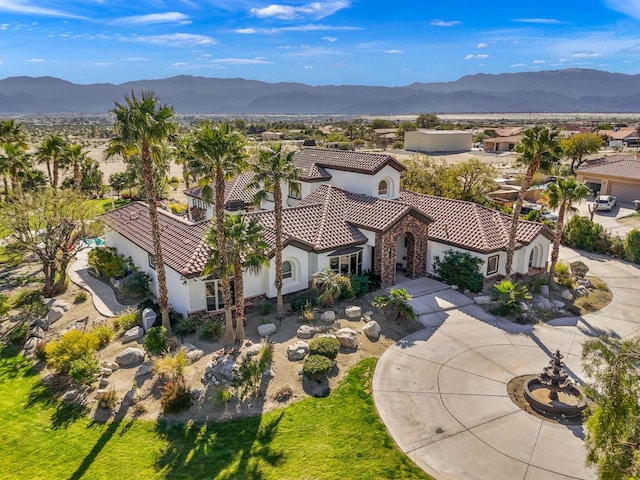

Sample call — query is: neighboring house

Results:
[404,130,472,153]
[261,131,282,141]
[483,135,523,152]
[597,127,637,144]
[576,155,640,203]
[103,148,552,318]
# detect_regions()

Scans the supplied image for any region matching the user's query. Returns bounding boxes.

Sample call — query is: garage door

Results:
[609,181,640,203]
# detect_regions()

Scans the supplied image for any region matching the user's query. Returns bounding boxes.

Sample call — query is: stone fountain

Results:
[523,350,587,418]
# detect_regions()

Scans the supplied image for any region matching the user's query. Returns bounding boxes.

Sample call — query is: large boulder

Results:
[51,299,71,312]
[30,326,45,339]
[361,321,381,340]
[115,347,145,367]
[561,290,574,301]
[574,286,589,297]
[553,300,566,309]
[206,355,237,383]
[122,326,144,344]
[345,306,362,319]
[182,343,205,363]
[540,285,550,297]
[336,328,358,350]
[47,306,65,324]
[257,323,277,337]
[473,295,493,305]
[296,325,316,339]
[287,341,309,361]
[534,295,552,310]
[320,311,335,321]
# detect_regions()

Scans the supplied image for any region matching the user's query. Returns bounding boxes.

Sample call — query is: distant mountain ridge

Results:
[1,68,639,114]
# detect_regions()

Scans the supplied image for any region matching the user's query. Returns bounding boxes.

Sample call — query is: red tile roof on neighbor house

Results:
[184,171,257,206]
[293,148,405,181]
[597,127,637,141]
[577,155,640,181]
[400,190,552,253]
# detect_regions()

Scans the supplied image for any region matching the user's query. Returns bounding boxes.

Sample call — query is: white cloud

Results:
[283,45,346,57]
[123,57,150,62]
[510,63,528,67]
[0,0,84,18]
[235,28,256,34]
[113,12,191,26]
[513,18,562,24]
[212,57,273,65]
[464,54,489,60]
[25,58,44,62]
[234,24,359,34]
[123,33,217,47]
[533,59,547,64]
[173,62,188,66]
[430,20,460,27]
[384,49,404,54]
[571,52,602,58]
[95,62,113,66]
[250,1,350,20]
[322,36,337,42]
[605,0,640,20]
[0,23,8,30]
[302,65,314,69]
[476,42,488,48]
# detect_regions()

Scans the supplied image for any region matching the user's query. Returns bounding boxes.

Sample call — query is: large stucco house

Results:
[102,148,552,317]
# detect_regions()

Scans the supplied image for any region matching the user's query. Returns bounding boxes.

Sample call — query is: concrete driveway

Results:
[373,249,640,480]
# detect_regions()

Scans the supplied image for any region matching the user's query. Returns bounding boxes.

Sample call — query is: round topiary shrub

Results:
[308,337,340,360]
[144,326,168,355]
[302,354,332,380]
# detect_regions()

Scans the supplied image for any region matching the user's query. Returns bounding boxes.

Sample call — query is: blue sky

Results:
[1,0,640,85]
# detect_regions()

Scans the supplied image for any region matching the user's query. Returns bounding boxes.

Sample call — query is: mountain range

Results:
[0,68,638,115]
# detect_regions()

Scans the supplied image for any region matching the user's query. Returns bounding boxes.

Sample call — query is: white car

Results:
[595,195,617,211]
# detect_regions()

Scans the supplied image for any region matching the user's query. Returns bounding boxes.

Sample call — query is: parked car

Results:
[520,202,558,222]
[594,195,617,211]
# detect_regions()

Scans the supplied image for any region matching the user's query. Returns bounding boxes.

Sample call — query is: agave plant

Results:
[491,280,532,315]
[372,288,416,323]
[311,269,352,307]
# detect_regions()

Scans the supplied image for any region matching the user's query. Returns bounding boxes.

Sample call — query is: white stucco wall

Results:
[405,130,473,153]
[266,245,310,298]
[323,165,402,199]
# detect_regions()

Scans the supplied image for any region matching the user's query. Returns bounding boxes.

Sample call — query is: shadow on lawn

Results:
[153,412,285,479]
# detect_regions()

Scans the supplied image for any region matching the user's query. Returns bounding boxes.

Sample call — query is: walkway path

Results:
[373,249,640,480]
[68,248,128,318]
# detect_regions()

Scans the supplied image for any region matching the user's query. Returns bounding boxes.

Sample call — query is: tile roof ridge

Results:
[312,185,336,248]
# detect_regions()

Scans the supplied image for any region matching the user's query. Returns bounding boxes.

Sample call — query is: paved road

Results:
[373,249,640,480]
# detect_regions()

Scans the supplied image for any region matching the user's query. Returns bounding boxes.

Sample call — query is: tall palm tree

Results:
[106,91,178,333]
[249,143,300,321]
[505,126,562,278]
[0,119,27,145]
[0,141,32,199]
[37,134,67,189]
[63,143,88,192]
[543,177,591,285]
[188,120,248,344]
[206,214,269,342]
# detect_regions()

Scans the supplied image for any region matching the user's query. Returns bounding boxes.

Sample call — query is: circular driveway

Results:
[373,250,640,480]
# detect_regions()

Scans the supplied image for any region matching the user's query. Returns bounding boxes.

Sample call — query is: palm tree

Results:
[63,143,88,192]
[0,119,27,145]
[543,177,591,285]
[106,91,178,333]
[249,143,300,321]
[311,269,352,307]
[505,126,562,278]
[37,134,67,189]
[0,141,32,199]
[188,120,247,344]
[206,214,269,342]
[372,287,416,323]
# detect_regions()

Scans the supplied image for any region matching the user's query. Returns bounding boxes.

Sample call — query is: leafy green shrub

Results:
[113,309,138,332]
[363,270,381,291]
[259,343,274,370]
[87,247,130,279]
[168,202,187,214]
[161,379,193,413]
[44,330,100,373]
[527,275,549,294]
[215,387,232,405]
[259,302,273,316]
[0,293,10,318]
[432,250,484,293]
[154,349,188,381]
[233,355,262,400]
[349,274,372,297]
[119,272,150,297]
[12,288,43,308]
[309,337,340,360]
[555,262,575,288]
[303,354,332,380]
[563,216,606,252]
[624,229,640,264]
[69,355,100,385]
[290,295,316,312]
[174,316,198,336]
[7,323,29,345]
[92,324,114,349]
[490,280,532,316]
[144,326,168,355]
[570,261,589,279]
[372,288,416,323]
[198,319,223,342]
[21,298,48,319]
[312,269,352,307]
[73,291,88,304]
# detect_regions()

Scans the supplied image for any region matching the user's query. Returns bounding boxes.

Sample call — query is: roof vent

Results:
[129,212,140,221]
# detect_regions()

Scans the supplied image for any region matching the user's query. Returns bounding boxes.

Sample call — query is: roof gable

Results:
[293,148,405,181]
[577,155,640,181]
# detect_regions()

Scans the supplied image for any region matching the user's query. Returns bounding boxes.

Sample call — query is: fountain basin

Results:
[523,378,587,417]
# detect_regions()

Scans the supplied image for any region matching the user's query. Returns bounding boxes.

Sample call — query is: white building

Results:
[404,130,473,153]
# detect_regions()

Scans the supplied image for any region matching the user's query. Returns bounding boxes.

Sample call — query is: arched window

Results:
[378,180,389,196]
[282,260,293,279]
[529,247,538,268]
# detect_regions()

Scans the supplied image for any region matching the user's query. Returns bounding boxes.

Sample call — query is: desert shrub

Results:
[161,379,193,413]
[570,261,589,279]
[299,301,315,323]
[609,235,625,258]
[174,316,198,336]
[564,216,607,252]
[113,309,138,332]
[624,229,640,264]
[154,349,188,381]
[96,388,118,409]
[302,354,332,380]
[34,340,47,361]
[490,280,532,316]
[20,298,48,319]
[273,385,293,402]
[309,337,340,360]
[371,288,416,323]
[87,246,130,278]
[259,343,274,370]
[73,291,88,304]
[259,302,273,316]
[215,387,232,405]
[198,319,223,342]
[119,272,150,297]
[12,288,43,308]
[363,270,381,291]
[7,323,29,345]
[311,269,352,307]
[527,274,549,294]
[432,250,484,293]
[69,355,100,385]
[92,324,114,349]
[168,202,187,214]
[349,274,372,297]
[555,262,575,288]
[44,330,100,373]
[0,293,10,318]
[144,326,168,355]
[233,355,262,400]
[290,295,316,313]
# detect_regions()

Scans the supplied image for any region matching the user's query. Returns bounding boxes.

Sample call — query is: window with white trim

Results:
[148,253,156,270]
[487,255,499,275]
[329,250,363,276]
[282,260,293,279]
[288,182,302,200]
[378,180,389,196]
[205,279,235,312]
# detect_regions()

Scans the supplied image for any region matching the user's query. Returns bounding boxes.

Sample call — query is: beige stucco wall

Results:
[405,130,473,153]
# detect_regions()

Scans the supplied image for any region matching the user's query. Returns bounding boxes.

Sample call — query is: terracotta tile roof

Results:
[293,148,405,181]
[399,190,551,253]
[494,127,524,137]
[184,172,256,205]
[597,127,637,140]
[577,155,640,181]
[102,202,212,277]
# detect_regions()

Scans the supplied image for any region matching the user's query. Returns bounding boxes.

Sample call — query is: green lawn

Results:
[0,348,430,480]
[85,198,130,213]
